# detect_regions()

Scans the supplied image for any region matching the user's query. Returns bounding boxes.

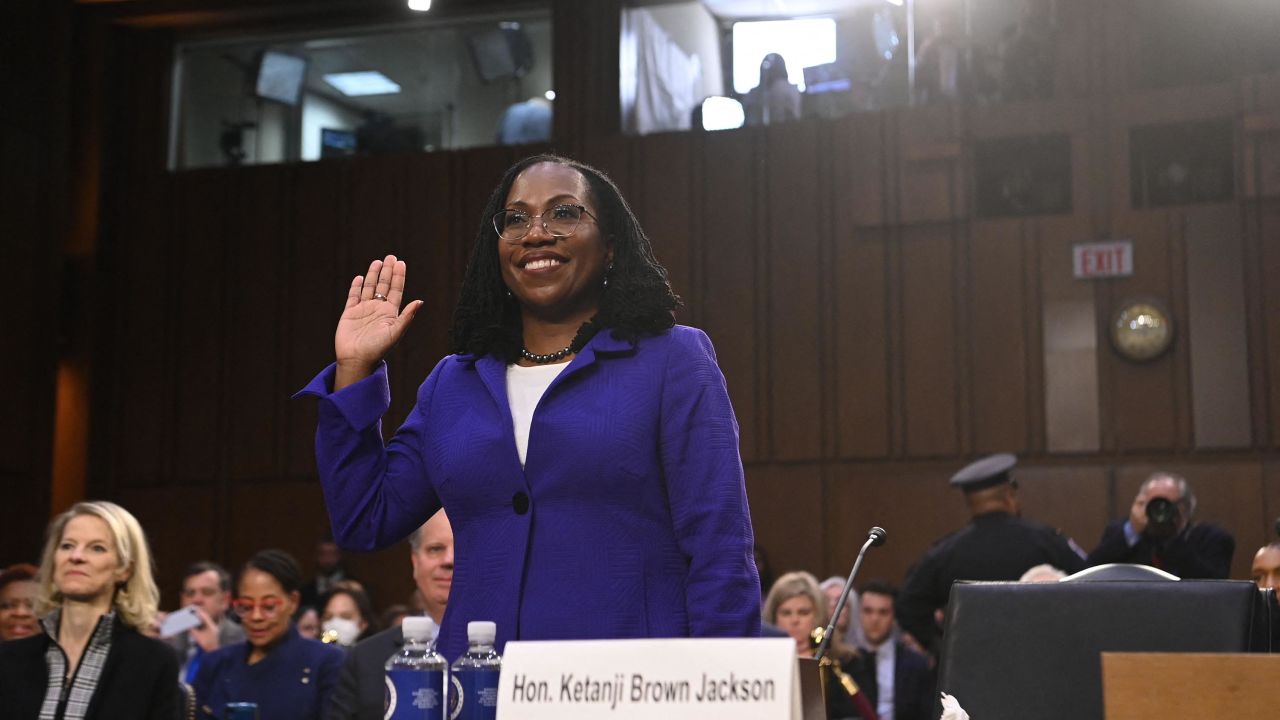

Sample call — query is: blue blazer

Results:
[298,325,761,660]
[192,626,344,720]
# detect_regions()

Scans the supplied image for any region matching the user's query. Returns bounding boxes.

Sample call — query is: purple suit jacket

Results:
[297,325,761,660]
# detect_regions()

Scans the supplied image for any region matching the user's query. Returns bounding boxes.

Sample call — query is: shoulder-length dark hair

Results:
[450,154,679,361]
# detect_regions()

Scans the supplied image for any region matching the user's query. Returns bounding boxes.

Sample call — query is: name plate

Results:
[496,638,800,719]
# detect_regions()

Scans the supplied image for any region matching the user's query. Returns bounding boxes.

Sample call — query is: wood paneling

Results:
[745,465,824,585]
[699,130,761,461]
[766,121,824,461]
[1183,205,1252,448]
[969,220,1032,453]
[833,228,891,458]
[900,225,960,457]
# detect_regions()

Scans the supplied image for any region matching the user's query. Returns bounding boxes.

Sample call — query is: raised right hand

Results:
[334,254,423,390]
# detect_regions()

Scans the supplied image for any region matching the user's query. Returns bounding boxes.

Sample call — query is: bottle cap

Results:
[402,616,438,642]
[467,620,497,644]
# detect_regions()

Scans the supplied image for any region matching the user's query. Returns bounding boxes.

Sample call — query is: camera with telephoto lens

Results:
[1144,497,1180,539]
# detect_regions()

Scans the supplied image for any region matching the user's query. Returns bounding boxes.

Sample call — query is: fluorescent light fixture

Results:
[407,0,432,11]
[701,96,745,131]
[544,90,556,101]
[323,71,401,97]
[732,18,838,94]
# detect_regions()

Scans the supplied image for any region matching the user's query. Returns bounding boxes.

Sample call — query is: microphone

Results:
[815,527,887,662]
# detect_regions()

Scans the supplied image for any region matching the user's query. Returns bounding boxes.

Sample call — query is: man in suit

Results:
[326,510,454,720]
[1086,471,1234,579]
[849,581,933,720]
[165,561,245,683]
[897,454,1087,654]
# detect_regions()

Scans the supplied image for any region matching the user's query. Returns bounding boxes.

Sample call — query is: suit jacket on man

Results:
[1085,520,1234,579]
[325,624,404,720]
[166,616,246,672]
[0,618,180,720]
[299,326,762,661]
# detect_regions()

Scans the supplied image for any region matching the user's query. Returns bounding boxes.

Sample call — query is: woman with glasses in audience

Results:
[299,154,761,661]
[192,549,343,720]
[0,501,179,718]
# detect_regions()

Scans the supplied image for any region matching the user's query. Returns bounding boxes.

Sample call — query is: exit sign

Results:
[1073,241,1134,279]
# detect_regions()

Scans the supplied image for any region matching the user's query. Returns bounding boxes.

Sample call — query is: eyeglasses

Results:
[492,204,596,243]
[231,597,287,619]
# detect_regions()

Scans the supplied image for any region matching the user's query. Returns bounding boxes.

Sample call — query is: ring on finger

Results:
[373,293,388,301]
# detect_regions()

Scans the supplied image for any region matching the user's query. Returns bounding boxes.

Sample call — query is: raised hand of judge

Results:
[334,254,423,391]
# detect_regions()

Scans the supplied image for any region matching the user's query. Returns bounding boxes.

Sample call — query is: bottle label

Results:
[450,670,500,720]
[385,669,445,720]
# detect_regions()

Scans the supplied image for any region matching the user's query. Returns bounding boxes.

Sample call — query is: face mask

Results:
[321,616,361,647]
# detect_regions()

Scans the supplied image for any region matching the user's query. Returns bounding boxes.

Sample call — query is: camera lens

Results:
[1146,497,1177,526]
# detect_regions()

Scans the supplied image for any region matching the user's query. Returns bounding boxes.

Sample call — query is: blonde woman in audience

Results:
[764,571,829,659]
[0,501,179,718]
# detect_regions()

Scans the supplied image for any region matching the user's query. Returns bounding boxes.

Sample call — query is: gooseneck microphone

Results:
[814,526,887,663]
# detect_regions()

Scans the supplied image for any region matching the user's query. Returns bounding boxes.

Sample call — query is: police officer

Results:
[897,454,1086,653]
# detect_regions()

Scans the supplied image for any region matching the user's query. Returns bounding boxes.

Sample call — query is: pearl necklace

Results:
[520,344,574,364]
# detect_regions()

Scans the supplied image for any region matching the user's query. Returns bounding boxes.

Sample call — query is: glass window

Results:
[171,12,552,170]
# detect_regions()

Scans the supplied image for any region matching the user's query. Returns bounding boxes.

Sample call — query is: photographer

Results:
[1086,472,1234,579]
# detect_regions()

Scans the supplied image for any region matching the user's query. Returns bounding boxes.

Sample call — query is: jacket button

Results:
[512,491,530,515]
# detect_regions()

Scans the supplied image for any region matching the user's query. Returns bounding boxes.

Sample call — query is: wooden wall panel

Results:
[766,122,824,460]
[118,485,217,607]
[1183,205,1251,448]
[1257,201,1280,448]
[632,133,695,313]
[170,171,229,485]
[900,225,960,457]
[109,178,173,487]
[969,220,1031,453]
[1039,216,1100,452]
[401,153,461,384]
[284,162,345,479]
[833,230,891,458]
[223,166,290,481]
[1103,212,1182,450]
[700,131,760,462]
[823,464,972,584]
[1015,465,1109,558]
[745,464,824,586]
[847,114,890,227]
[896,106,961,225]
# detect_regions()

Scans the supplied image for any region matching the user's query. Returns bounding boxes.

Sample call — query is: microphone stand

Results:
[814,527,886,663]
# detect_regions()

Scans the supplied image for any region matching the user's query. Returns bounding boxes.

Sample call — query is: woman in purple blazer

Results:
[298,154,761,660]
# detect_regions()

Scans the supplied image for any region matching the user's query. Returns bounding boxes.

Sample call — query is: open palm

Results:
[335,254,423,375]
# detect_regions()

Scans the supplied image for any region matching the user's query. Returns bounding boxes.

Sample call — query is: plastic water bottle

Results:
[385,616,447,720]
[449,621,501,720]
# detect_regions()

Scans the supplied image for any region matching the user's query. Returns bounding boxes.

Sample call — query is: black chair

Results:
[1062,562,1179,582]
[935,579,1259,720]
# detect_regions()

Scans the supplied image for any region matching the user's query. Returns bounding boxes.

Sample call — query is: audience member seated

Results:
[764,572,876,720]
[301,538,356,609]
[327,509,453,720]
[0,563,39,642]
[1253,541,1280,591]
[1018,563,1066,583]
[320,586,378,647]
[379,604,410,629]
[166,561,246,683]
[744,53,802,126]
[193,549,343,720]
[1086,471,1234,579]
[496,97,553,145]
[846,581,932,720]
[295,605,320,640]
[820,575,862,648]
[0,501,179,718]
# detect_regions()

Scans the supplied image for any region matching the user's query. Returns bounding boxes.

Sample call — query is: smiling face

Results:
[234,568,298,651]
[498,162,613,324]
[54,514,130,605]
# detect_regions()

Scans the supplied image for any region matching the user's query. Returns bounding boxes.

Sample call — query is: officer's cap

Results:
[950,453,1017,492]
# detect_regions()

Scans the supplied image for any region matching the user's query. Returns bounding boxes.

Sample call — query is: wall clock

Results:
[1110,300,1174,362]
